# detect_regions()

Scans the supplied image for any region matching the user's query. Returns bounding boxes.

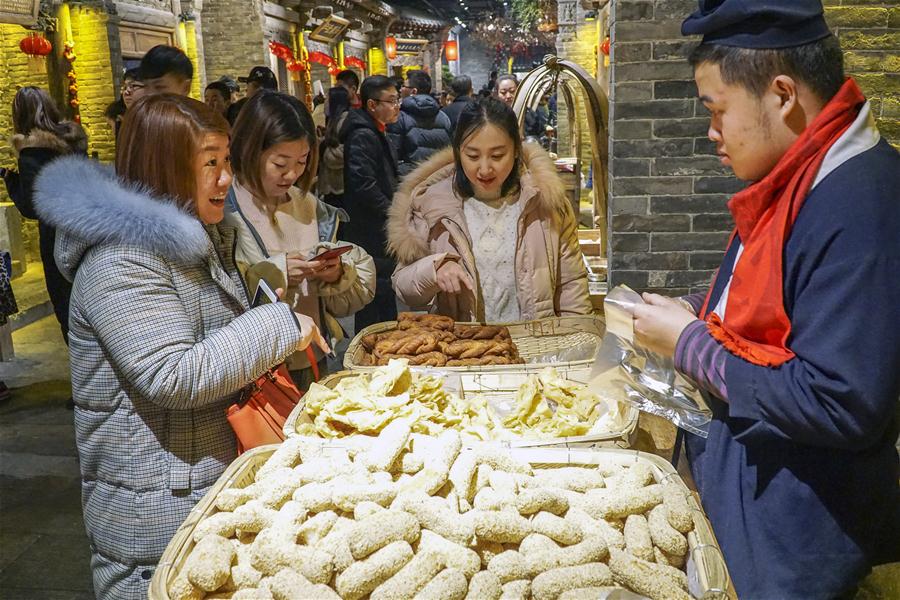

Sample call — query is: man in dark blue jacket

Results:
[340,76,401,331]
[388,69,452,176]
[440,74,475,132]
[632,1,900,598]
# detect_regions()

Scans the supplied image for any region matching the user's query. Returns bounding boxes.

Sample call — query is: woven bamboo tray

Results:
[344,314,605,373]
[283,366,639,448]
[150,445,732,600]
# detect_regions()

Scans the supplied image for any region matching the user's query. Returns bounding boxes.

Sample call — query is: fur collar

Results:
[387,142,568,264]
[11,122,87,156]
[33,156,211,273]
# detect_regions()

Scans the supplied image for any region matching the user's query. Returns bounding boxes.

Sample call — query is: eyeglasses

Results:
[375,98,401,106]
[121,82,145,93]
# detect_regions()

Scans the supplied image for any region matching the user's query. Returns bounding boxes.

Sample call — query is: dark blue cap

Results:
[682,0,831,49]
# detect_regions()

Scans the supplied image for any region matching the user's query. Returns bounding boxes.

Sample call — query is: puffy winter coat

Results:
[440,94,475,132]
[387,144,592,321]
[33,156,303,599]
[388,94,453,176]
[340,108,399,277]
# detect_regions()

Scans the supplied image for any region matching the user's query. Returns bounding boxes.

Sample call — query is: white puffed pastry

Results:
[465,570,503,600]
[413,568,468,600]
[369,549,445,600]
[186,534,235,592]
[418,529,482,579]
[335,540,414,600]
[531,562,615,600]
[347,509,420,560]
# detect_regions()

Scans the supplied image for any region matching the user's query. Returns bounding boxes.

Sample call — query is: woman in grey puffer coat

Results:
[33,95,327,599]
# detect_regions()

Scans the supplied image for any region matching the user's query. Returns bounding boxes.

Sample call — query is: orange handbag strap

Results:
[306,346,320,382]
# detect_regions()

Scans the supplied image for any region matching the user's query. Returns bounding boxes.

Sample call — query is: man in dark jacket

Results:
[387,70,452,176]
[440,74,475,133]
[340,75,401,331]
[635,1,900,598]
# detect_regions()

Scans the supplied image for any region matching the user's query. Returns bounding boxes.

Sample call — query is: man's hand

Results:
[436,261,474,295]
[633,293,700,358]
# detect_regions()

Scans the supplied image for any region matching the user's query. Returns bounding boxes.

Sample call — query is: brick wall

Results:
[200,0,266,84]
[606,0,898,294]
[826,1,900,146]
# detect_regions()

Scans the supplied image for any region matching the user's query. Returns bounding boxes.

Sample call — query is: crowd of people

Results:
[0,42,593,598]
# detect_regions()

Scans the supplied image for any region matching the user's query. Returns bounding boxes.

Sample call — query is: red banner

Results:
[308,51,336,67]
[345,55,366,70]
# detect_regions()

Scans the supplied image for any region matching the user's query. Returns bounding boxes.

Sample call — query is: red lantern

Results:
[20,33,52,57]
[444,40,458,62]
[385,36,397,60]
[600,36,610,56]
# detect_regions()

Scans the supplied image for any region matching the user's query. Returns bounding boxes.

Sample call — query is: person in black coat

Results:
[440,74,475,133]
[387,70,452,176]
[340,75,401,331]
[1,87,86,343]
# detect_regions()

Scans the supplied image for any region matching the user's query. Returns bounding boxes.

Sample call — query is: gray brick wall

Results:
[200,0,266,84]
[608,0,737,295]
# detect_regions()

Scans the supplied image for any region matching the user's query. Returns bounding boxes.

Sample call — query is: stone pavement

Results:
[0,316,93,600]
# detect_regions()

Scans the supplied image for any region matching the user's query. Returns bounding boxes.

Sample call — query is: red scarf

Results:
[699,78,866,367]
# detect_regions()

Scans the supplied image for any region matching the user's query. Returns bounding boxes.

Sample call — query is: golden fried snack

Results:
[375,333,439,356]
[454,325,507,340]
[398,313,455,331]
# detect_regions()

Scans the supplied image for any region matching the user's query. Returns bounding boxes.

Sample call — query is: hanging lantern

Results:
[600,36,610,56]
[385,36,397,60]
[444,40,458,62]
[19,33,52,57]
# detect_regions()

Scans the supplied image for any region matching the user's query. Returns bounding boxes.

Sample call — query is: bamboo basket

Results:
[283,366,639,448]
[344,314,605,373]
[150,445,733,600]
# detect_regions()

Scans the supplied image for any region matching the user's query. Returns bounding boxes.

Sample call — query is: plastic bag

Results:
[587,285,712,437]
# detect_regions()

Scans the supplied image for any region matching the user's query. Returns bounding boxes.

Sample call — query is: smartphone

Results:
[252,278,279,308]
[311,245,353,262]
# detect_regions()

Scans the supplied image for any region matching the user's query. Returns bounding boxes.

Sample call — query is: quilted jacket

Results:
[33,156,303,599]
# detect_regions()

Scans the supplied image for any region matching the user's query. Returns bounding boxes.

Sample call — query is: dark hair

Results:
[406,69,432,95]
[450,75,473,98]
[205,81,231,102]
[230,90,319,198]
[124,67,140,82]
[117,94,228,212]
[336,69,360,90]
[388,76,404,93]
[452,97,523,199]
[494,74,518,91]
[689,35,845,102]
[104,98,127,122]
[322,86,351,150]
[360,75,396,105]
[12,86,68,138]
[139,45,193,81]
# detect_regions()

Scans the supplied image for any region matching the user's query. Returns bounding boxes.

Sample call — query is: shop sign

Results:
[0,0,39,26]
[309,14,350,43]
[395,38,428,55]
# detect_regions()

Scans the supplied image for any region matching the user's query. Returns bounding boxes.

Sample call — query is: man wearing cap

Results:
[631,1,900,598]
[226,66,278,125]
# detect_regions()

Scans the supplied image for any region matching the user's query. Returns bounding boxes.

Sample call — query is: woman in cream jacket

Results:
[227,90,375,385]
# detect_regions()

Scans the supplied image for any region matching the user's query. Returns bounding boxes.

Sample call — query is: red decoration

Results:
[286,60,306,73]
[19,33,52,57]
[308,51,336,67]
[444,40,458,62]
[345,55,366,70]
[268,41,294,61]
[600,36,610,56]
[385,36,397,60]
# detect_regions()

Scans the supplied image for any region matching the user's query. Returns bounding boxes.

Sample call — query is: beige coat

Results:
[387,144,592,322]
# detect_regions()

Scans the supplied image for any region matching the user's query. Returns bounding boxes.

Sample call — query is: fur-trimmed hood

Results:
[11,121,88,157]
[387,142,569,264]
[33,156,211,281]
